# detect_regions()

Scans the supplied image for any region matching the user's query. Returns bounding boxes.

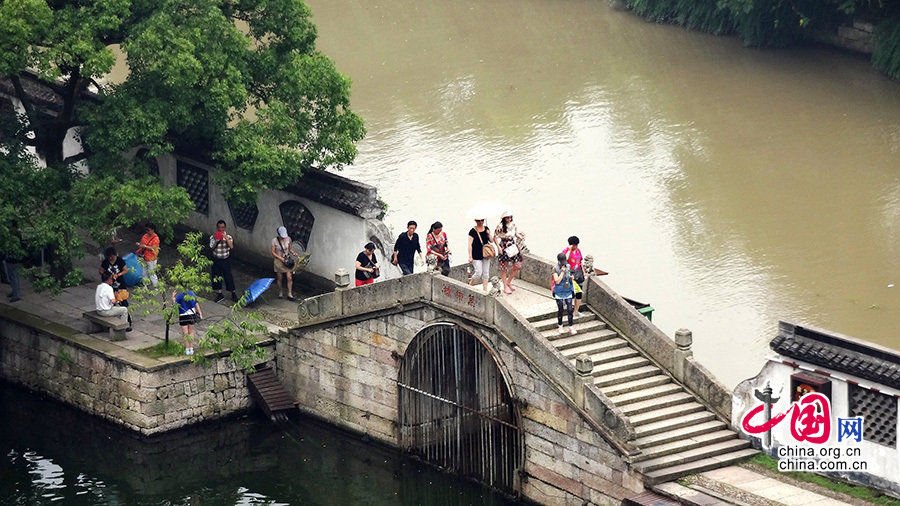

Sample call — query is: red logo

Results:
[742,392,832,444]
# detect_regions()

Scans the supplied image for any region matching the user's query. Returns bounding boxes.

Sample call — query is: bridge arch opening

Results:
[398,323,522,495]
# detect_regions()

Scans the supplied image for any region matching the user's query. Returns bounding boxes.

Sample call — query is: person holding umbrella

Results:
[494,210,524,294]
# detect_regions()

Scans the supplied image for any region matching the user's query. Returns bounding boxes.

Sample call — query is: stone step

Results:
[540,320,609,339]
[579,347,641,368]
[531,312,598,331]
[635,420,727,448]
[633,411,717,438]
[635,439,752,473]
[610,383,684,406]
[629,402,705,426]
[651,482,739,506]
[621,392,695,416]
[643,448,758,485]
[601,374,672,397]
[560,337,630,359]
[593,365,660,388]
[547,329,618,352]
[592,356,652,377]
[633,430,740,463]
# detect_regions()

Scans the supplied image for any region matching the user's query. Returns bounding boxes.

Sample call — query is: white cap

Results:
[277,226,288,238]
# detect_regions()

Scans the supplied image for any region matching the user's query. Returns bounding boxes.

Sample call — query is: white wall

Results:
[154,153,401,285]
[734,359,900,495]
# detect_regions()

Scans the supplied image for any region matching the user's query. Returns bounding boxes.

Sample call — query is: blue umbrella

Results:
[122,253,143,287]
[242,278,274,306]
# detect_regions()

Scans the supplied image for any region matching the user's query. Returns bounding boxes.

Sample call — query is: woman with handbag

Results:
[563,236,585,317]
[494,211,525,294]
[425,221,451,276]
[467,217,494,293]
[355,242,380,287]
[271,226,297,300]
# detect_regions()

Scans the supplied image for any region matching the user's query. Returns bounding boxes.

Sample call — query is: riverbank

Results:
[0,230,302,434]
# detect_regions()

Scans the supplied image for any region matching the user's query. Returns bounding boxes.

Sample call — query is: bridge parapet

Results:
[584,275,732,422]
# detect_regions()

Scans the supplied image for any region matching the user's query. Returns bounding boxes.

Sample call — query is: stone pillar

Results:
[334,268,351,290]
[574,353,594,407]
[673,328,693,383]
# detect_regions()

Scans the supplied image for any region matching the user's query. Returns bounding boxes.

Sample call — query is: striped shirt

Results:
[209,234,233,259]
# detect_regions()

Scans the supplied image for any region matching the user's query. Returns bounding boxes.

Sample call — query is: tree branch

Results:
[9,76,39,129]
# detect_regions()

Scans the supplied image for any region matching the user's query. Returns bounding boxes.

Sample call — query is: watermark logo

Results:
[742,392,832,444]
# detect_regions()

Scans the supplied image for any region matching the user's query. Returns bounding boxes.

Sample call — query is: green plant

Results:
[137,341,186,359]
[748,454,900,505]
[873,16,900,80]
[57,347,71,364]
[129,232,266,372]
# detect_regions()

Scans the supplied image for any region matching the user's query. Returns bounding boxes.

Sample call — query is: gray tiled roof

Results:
[286,169,383,219]
[0,72,99,112]
[771,322,900,390]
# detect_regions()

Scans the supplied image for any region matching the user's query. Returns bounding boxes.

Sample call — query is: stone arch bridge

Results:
[279,253,754,505]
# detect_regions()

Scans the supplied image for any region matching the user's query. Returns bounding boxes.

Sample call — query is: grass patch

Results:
[748,454,900,505]
[137,340,186,359]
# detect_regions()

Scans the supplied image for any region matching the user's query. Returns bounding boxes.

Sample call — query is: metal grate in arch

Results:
[176,160,209,215]
[398,324,521,495]
[279,200,314,250]
[849,384,897,448]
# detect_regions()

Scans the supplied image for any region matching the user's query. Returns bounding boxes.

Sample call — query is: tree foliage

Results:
[0,0,365,282]
[622,0,900,54]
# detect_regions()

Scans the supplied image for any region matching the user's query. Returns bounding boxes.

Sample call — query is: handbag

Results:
[372,266,381,279]
[279,239,296,269]
[482,243,496,259]
[504,242,519,258]
[573,266,585,284]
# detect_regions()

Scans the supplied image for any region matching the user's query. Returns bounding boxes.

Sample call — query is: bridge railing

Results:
[513,251,733,423]
[295,269,640,455]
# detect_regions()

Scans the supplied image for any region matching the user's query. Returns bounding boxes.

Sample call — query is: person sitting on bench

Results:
[96,272,132,331]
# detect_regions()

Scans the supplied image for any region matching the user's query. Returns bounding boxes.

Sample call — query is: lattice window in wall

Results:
[849,384,897,448]
[135,148,159,176]
[279,200,314,250]
[176,160,209,215]
[228,201,259,231]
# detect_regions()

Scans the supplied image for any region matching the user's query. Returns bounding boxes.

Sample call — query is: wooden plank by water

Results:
[247,368,296,420]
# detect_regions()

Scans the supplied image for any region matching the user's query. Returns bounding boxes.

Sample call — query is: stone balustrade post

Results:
[574,353,594,407]
[673,328,693,383]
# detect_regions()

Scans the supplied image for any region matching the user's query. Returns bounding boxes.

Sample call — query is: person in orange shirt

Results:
[135,223,160,288]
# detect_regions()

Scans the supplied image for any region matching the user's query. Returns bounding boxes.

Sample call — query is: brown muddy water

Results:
[305,0,900,388]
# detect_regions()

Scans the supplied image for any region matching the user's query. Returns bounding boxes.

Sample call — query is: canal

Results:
[0,381,516,505]
[305,0,900,388]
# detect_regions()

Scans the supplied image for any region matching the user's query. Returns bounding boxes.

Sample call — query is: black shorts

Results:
[179,313,200,326]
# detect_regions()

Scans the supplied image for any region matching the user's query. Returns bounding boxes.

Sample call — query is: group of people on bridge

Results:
[355,213,587,335]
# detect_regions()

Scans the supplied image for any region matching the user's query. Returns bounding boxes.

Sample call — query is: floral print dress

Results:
[494,222,521,271]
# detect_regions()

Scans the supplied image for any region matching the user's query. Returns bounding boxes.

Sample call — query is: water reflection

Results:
[0,382,516,506]
[306,0,900,387]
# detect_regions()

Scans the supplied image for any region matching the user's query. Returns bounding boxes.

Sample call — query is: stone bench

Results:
[83,310,128,341]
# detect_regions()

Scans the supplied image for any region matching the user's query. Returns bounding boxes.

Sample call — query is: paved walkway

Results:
[656,465,862,505]
[0,231,303,362]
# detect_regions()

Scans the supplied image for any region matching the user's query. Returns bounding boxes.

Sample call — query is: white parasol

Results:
[465,202,507,220]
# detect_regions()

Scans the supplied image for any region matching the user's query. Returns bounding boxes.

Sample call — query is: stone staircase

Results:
[527,307,757,484]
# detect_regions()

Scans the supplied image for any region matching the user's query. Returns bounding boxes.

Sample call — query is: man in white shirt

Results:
[96,272,131,330]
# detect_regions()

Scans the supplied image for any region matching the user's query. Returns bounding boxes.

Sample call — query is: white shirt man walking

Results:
[96,272,131,330]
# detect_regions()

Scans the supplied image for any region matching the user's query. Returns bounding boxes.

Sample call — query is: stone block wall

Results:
[282,274,645,504]
[0,311,273,435]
